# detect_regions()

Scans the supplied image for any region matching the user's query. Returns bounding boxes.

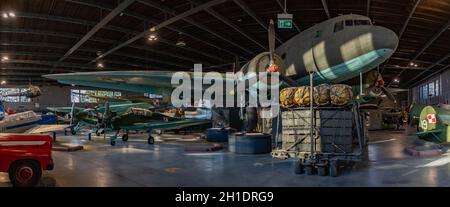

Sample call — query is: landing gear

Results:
[110,140,116,146]
[148,136,155,145]
[122,134,128,142]
[70,127,76,135]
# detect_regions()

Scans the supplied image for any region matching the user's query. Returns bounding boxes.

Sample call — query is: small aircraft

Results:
[103,106,211,146]
[416,104,450,143]
[47,101,154,135]
[44,14,399,132]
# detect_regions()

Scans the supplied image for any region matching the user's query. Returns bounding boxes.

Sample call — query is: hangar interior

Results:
[0,0,450,187]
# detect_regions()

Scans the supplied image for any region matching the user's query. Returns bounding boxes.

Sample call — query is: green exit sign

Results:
[277,13,293,29]
[278,19,293,29]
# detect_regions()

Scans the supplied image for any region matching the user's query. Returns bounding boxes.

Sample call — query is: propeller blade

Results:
[233,56,240,73]
[381,86,397,104]
[280,75,298,87]
[268,19,276,64]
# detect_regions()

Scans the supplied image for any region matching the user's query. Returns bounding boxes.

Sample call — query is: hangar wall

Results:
[411,69,450,105]
[2,85,133,112]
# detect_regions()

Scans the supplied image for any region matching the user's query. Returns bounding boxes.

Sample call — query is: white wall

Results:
[2,85,135,112]
[411,68,450,105]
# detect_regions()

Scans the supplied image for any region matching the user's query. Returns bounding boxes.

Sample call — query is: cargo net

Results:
[272,107,357,159]
[280,84,353,108]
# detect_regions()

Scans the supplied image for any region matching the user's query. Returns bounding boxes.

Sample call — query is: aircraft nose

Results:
[372,26,399,57]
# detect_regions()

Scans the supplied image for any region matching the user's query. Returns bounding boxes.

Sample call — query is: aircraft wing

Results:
[119,119,211,131]
[97,102,154,114]
[43,70,237,96]
[25,124,70,134]
[47,107,84,113]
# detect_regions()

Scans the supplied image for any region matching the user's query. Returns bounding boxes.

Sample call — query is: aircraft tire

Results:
[122,134,129,142]
[148,136,155,145]
[110,141,116,146]
[71,128,76,135]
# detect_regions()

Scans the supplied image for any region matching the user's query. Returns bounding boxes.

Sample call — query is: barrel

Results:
[330,84,353,106]
[228,133,272,154]
[280,87,297,108]
[294,86,311,106]
[206,128,233,142]
[314,84,331,106]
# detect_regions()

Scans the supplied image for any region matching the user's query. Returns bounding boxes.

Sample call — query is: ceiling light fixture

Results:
[8,12,15,17]
[1,56,9,62]
[97,63,104,68]
[176,32,186,47]
[394,78,400,83]
[2,13,8,19]
[1,80,6,85]
[148,33,158,41]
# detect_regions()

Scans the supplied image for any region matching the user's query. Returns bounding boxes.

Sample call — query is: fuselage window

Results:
[355,20,371,26]
[345,20,354,26]
[334,21,344,32]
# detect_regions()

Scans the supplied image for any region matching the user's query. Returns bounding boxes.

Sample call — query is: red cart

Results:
[0,134,54,187]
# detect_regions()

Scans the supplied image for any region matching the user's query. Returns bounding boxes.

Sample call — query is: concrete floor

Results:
[1,130,450,187]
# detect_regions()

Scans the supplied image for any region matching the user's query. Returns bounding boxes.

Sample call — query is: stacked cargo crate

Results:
[281,108,354,154]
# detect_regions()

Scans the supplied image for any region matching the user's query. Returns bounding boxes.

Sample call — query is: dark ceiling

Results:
[0,0,449,88]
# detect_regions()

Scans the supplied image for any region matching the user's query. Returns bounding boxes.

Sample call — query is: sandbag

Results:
[294,86,312,106]
[330,84,353,106]
[314,84,331,106]
[280,87,297,108]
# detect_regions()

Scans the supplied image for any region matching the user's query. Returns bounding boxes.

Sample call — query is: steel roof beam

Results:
[187,0,266,50]
[387,19,449,87]
[1,51,191,68]
[58,0,136,63]
[410,64,450,88]
[66,0,238,60]
[139,0,256,55]
[232,0,283,44]
[0,28,115,44]
[93,0,228,63]
[367,0,371,17]
[0,30,211,65]
[321,0,331,19]
[381,0,421,76]
[1,41,204,66]
[0,67,73,72]
[399,0,422,40]
[403,53,450,86]
[6,12,223,62]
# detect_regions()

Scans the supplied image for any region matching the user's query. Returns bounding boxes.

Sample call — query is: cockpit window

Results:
[334,21,344,32]
[345,20,354,26]
[354,19,371,26]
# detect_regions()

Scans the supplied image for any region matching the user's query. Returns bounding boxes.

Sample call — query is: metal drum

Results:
[228,133,272,154]
[206,128,233,142]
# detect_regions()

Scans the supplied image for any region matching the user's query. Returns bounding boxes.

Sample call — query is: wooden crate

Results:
[281,109,354,153]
